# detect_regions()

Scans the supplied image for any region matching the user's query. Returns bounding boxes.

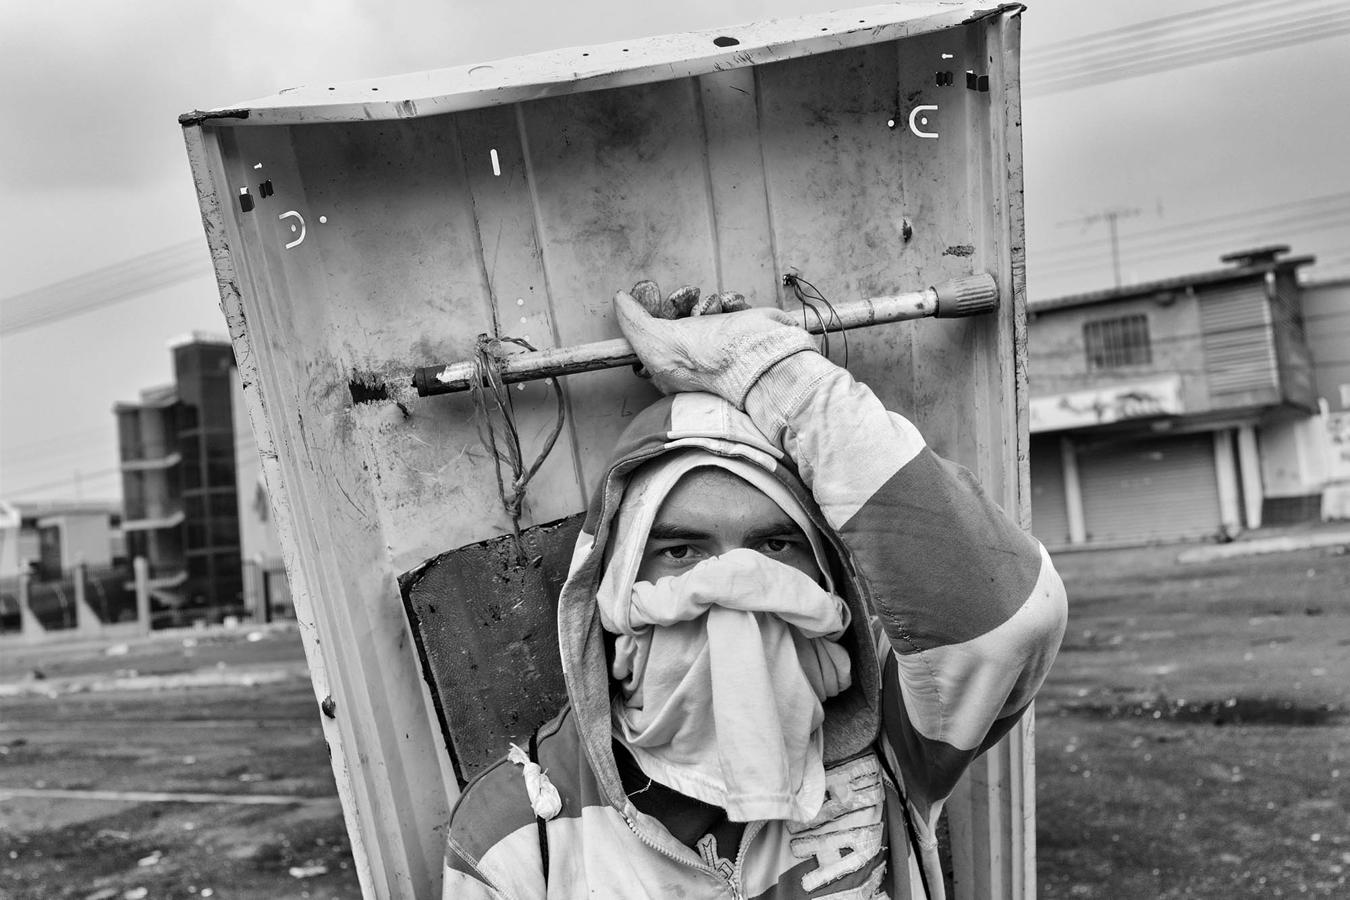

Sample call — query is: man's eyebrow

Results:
[743,520,807,544]
[646,523,711,542]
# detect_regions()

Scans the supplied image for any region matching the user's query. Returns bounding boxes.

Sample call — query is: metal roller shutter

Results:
[1030,434,1070,546]
[1198,283,1278,402]
[1078,433,1221,543]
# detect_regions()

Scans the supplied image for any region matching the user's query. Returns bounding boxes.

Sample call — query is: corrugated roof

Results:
[1030,253,1316,314]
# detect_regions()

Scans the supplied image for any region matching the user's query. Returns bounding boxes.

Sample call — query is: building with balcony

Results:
[1028,246,1344,547]
[115,334,243,622]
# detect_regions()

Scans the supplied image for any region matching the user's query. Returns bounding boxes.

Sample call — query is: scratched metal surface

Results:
[186,8,1025,896]
[401,515,583,785]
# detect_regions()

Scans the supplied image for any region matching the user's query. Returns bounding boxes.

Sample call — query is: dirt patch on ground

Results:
[4,542,1349,897]
[0,629,362,899]
[1037,541,1350,898]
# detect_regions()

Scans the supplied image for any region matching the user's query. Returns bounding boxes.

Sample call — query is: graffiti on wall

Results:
[1327,411,1350,481]
[1030,376,1184,434]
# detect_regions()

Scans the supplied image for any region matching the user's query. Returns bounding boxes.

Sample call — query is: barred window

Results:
[1084,314,1151,369]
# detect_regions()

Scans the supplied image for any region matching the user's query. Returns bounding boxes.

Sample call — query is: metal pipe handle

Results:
[413,272,997,397]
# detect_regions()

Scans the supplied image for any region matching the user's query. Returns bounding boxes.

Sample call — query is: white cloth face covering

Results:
[597,450,853,823]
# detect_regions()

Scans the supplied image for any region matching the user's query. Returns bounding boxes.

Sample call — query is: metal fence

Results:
[27,575,77,631]
[0,558,284,642]
[0,563,146,642]
[84,566,139,625]
[0,576,21,635]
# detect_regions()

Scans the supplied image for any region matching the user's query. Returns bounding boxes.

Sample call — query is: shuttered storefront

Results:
[1078,433,1221,544]
[1030,434,1070,546]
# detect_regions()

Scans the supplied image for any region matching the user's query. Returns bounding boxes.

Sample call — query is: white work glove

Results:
[614,281,816,408]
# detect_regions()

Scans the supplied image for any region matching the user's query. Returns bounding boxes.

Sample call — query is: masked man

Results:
[443,286,1068,899]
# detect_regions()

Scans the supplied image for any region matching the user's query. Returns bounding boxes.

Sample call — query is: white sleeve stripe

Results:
[889,545,1067,750]
[785,373,925,528]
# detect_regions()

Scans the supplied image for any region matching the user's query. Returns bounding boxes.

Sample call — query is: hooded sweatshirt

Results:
[443,352,1068,900]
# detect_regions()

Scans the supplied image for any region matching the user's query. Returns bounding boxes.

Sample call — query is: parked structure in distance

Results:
[1028,245,1349,547]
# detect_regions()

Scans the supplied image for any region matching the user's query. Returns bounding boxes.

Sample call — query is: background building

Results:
[1303,275,1350,520]
[0,499,122,579]
[0,499,124,636]
[115,334,243,625]
[1028,246,1346,548]
[231,375,292,621]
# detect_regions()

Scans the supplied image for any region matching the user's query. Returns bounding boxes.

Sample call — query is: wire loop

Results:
[467,333,567,563]
[783,272,850,367]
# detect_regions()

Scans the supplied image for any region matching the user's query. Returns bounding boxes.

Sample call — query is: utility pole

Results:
[1060,206,1142,287]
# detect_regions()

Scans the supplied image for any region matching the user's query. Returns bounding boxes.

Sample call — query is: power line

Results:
[1033,207,1350,276]
[0,423,117,454]
[2,442,124,470]
[1024,14,1350,95]
[1056,208,1143,288]
[1023,0,1304,55]
[2,467,123,499]
[1021,1,1349,72]
[4,5,1349,333]
[1035,231,1349,280]
[1033,198,1350,271]
[1039,192,1350,259]
[1023,0,1345,72]
[0,240,213,336]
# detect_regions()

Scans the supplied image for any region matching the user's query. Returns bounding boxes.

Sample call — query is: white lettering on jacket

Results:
[787,755,886,893]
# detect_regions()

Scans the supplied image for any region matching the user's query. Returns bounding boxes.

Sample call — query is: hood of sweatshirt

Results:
[556,390,882,828]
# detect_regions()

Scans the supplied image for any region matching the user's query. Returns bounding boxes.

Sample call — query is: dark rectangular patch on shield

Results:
[400,513,584,786]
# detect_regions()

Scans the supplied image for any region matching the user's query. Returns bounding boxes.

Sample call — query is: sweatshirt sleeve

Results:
[443,851,510,900]
[745,351,1068,816]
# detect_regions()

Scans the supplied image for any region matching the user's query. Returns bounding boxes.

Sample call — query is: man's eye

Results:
[761,538,793,553]
[661,545,692,560]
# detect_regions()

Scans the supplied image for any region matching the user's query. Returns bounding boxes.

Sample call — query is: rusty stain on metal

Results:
[177,108,250,126]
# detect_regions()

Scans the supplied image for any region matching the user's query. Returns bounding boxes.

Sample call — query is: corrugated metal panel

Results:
[1079,434,1220,543]
[1030,434,1070,546]
[1198,283,1278,399]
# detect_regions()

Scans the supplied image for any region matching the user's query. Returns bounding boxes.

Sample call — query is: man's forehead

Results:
[653,468,791,525]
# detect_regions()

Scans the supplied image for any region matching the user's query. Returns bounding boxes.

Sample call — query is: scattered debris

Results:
[1065,694,1343,726]
[288,863,330,878]
[137,850,163,867]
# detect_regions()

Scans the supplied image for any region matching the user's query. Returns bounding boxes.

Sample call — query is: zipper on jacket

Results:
[622,812,755,898]
[621,813,714,873]
[726,821,764,900]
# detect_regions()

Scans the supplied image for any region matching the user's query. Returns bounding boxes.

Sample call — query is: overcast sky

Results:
[2,0,1348,504]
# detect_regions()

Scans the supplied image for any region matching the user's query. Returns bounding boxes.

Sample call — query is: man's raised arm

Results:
[615,290,1068,819]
